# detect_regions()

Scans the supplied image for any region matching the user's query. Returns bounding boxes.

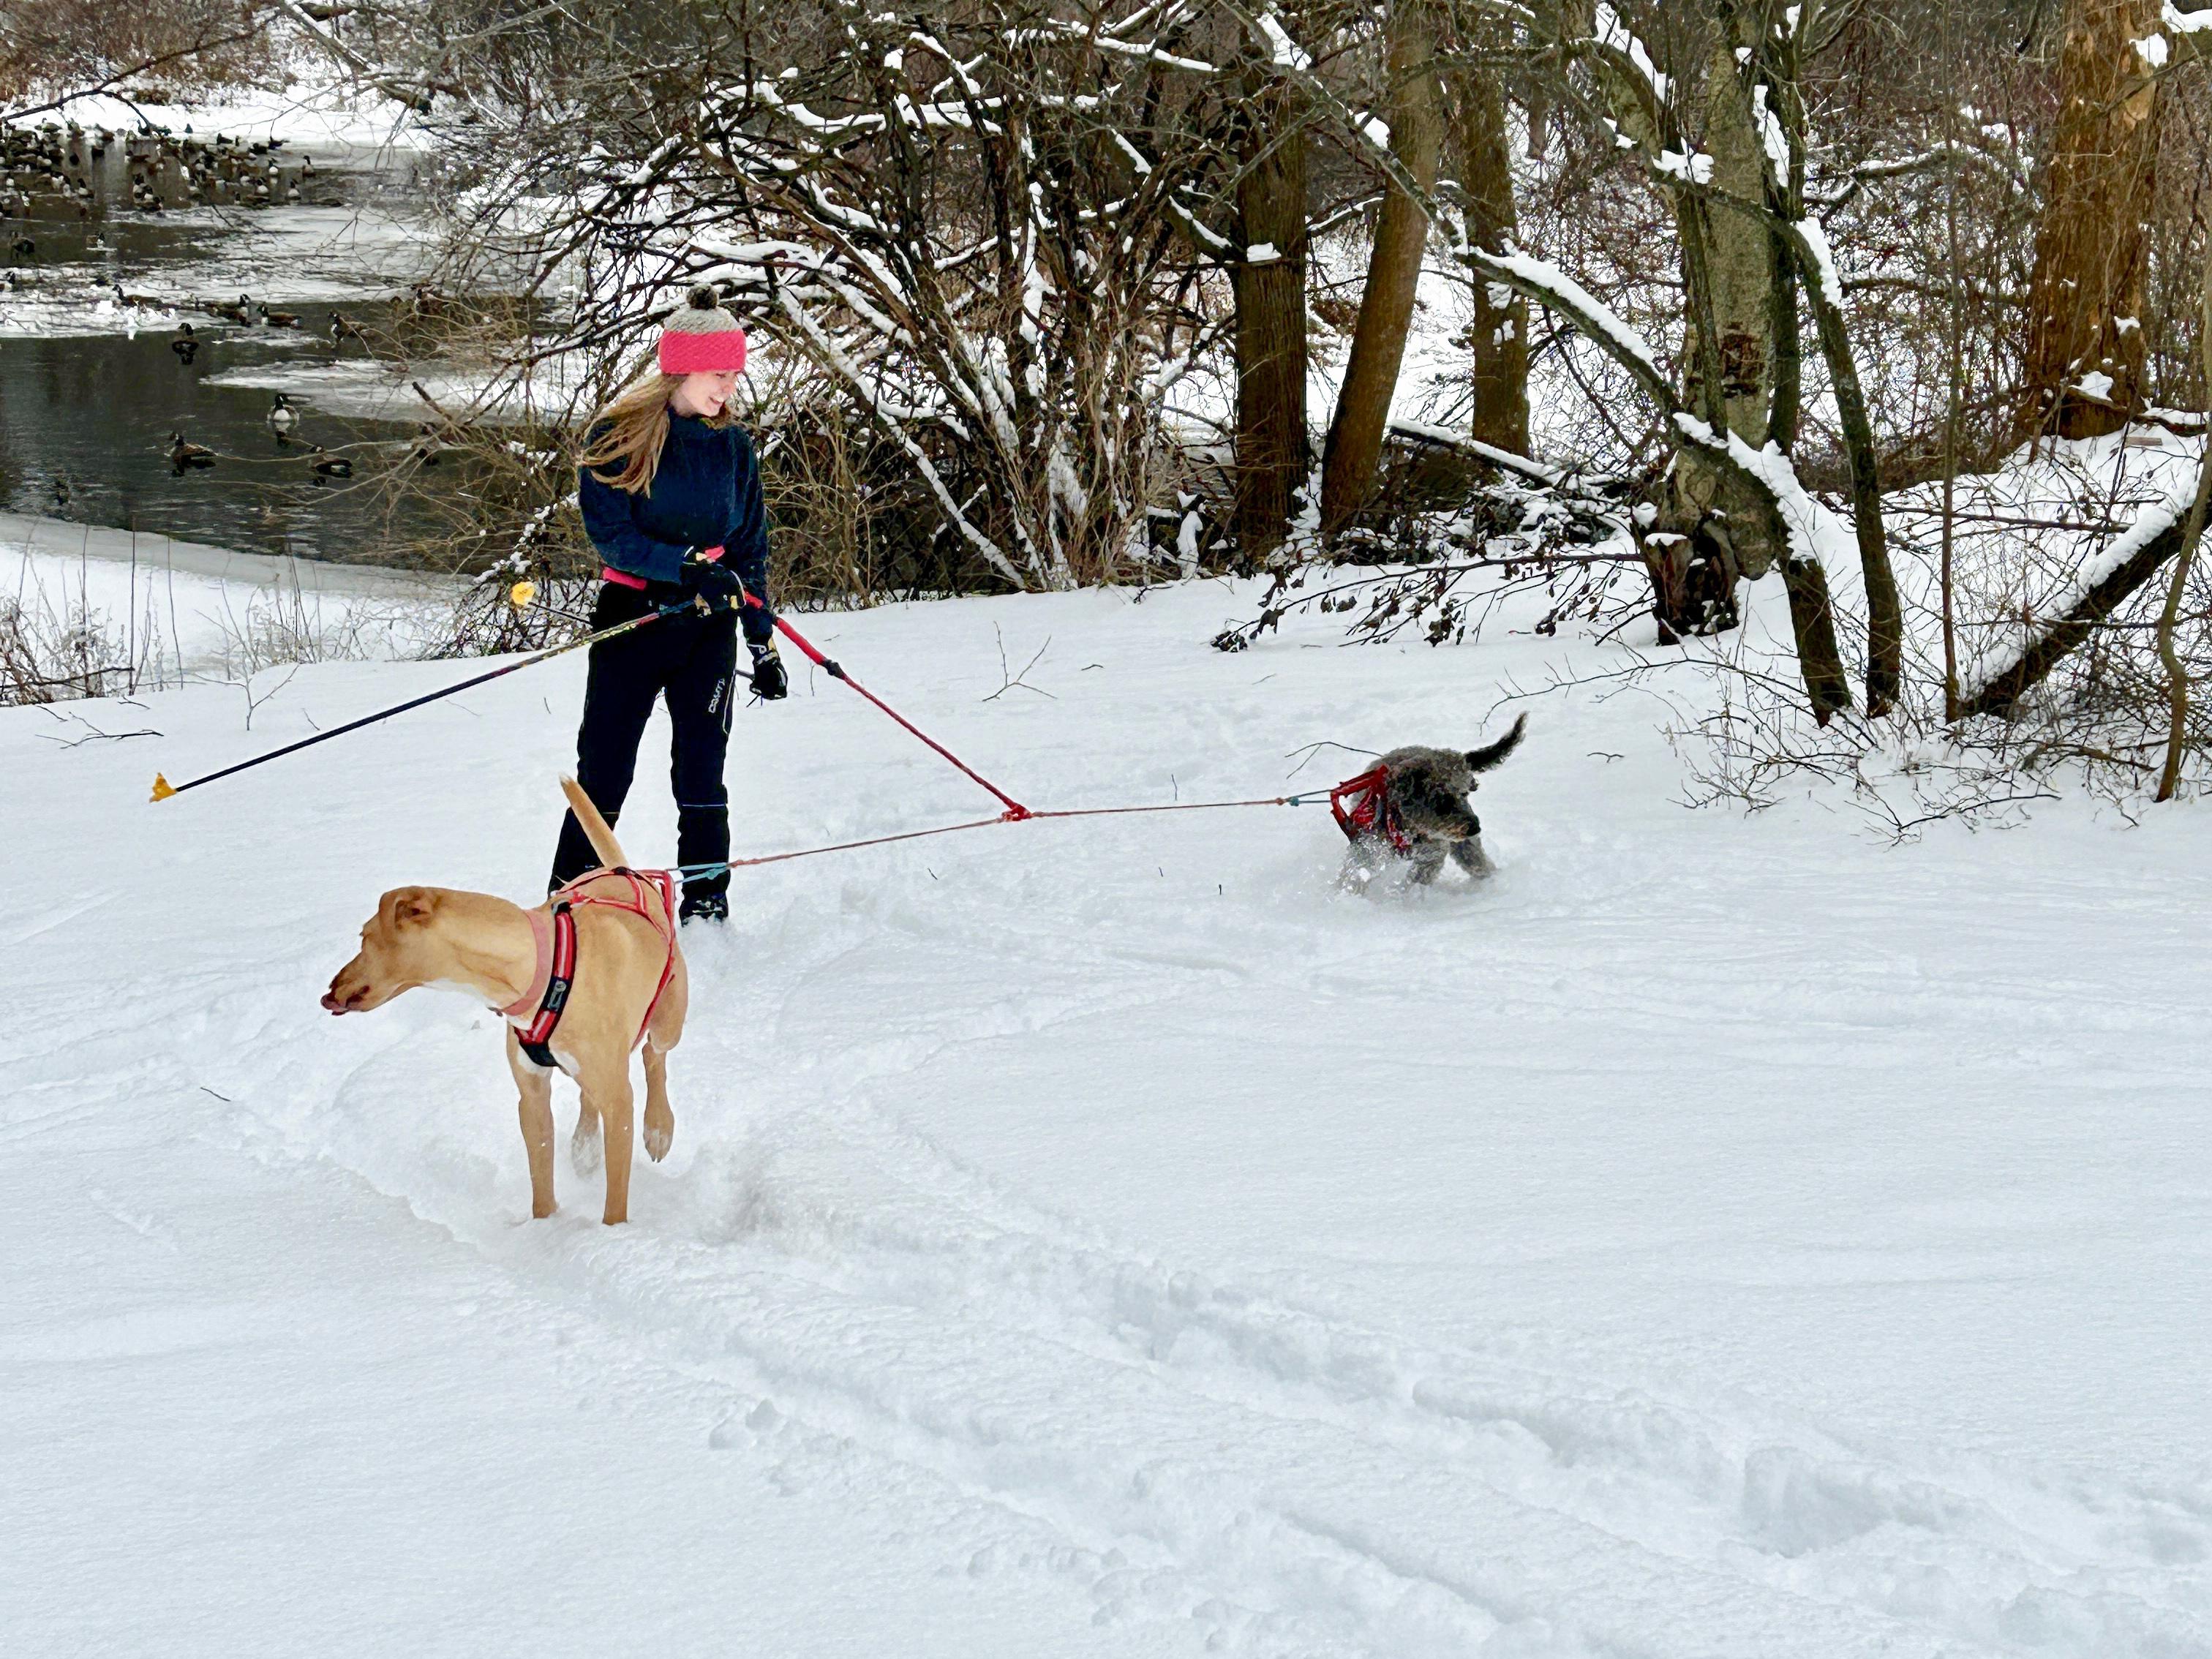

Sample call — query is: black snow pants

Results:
[550,582,740,902]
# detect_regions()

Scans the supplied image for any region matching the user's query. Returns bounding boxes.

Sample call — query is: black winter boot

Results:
[680,891,729,925]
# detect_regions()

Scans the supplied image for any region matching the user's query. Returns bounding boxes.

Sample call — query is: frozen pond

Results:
[1,130,473,567]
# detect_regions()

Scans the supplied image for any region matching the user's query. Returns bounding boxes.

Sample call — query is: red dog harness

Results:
[499,867,680,1069]
[1329,764,1411,854]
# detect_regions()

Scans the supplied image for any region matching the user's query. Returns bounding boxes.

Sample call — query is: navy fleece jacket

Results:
[579,412,773,646]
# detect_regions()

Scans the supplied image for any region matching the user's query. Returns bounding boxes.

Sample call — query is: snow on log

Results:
[1254,9,1313,72]
[1388,420,1564,487]
[1794,219,1843,306]
[1959,464,2200,716]
[1479,247,1665,383]
[1593,4,1670,102]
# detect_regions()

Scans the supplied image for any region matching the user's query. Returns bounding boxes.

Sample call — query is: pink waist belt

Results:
[602,544,722,590]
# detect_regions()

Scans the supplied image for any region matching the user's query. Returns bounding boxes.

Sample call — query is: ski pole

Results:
[149,584,700,803]
[745,593,1034,821]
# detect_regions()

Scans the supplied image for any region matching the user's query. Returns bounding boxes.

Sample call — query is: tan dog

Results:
[321,778,688,1224]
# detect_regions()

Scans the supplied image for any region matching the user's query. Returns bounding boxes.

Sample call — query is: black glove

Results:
[680,557,747,609]
[748,640,788,701]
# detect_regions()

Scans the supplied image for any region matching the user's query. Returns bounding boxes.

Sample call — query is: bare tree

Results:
[1320,0,1447,533]
[2154,241,2212,797]
[1448,30,1529,455]
[1233,73,1313,562]
[2015,0,2164,444]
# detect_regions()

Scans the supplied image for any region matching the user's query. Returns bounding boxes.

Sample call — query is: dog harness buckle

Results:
[506,900,577,1069]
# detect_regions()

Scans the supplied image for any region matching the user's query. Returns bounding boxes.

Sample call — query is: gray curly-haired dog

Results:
[1343,714,1527,887]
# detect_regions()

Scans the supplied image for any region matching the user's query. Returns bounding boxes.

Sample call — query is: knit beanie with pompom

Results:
[658,285,748,375]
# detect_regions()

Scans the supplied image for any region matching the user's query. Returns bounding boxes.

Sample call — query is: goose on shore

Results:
[260,303,301,328]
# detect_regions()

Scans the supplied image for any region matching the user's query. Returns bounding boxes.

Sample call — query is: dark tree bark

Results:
[1320,0,1445,534]
[1232,77,1310,565]
[1450,50,1528,455]
[1797,252,1904,715]
[2154,248,2212,798]
[2015,0,2162,445]
[1779,552,1855,724]
[1761,23,1904,717]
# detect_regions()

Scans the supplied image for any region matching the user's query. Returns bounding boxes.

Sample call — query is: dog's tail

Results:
[560,775,629,870]
[1467,712,1528,773]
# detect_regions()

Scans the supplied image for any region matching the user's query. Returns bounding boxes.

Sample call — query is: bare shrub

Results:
[0,596,135,705]
[0,0,275,113]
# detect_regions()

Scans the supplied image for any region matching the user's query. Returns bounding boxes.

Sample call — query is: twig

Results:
[981,624,1056,701]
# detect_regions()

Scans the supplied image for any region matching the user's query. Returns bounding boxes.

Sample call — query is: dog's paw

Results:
[644,1105,674,1163]
[571,1113,603,1174]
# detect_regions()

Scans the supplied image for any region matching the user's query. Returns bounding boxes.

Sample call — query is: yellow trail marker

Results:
[150,772,178,802]
[509,580,538,609]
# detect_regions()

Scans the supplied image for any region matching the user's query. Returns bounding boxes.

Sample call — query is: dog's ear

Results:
[384,887,438,929]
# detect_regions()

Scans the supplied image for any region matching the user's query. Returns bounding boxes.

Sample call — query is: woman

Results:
[549,287,787,924]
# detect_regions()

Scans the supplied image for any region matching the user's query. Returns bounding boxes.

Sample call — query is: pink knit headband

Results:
[658,328,748,375]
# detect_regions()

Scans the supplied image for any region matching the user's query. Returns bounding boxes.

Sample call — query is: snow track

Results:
[7,579,2210,1655]
[39,944,2210,1656]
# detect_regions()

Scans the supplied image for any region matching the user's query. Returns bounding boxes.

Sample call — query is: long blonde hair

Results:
[578,366,731,495]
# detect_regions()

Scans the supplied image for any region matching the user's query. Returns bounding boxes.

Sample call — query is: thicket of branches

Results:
[18,0,2212,800]
[0,0,278,116]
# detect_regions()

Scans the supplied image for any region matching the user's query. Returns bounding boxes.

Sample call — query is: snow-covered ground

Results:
[4,511,451,678]
[4,556,2208,1656]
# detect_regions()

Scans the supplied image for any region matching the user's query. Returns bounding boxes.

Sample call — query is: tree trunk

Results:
[1232,77,1309,565]
[1450,51,1528,455]
[2015,0,2162,445]
[1799,261,1904,715]
[1780,551,1855,725]
[1764,28,1905,718]
[2153,243,2212,798]
[1320,0,1444,534]
[1669,41,1784,579]
[1690,43,1775,451]
[1767,224,1802,454]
